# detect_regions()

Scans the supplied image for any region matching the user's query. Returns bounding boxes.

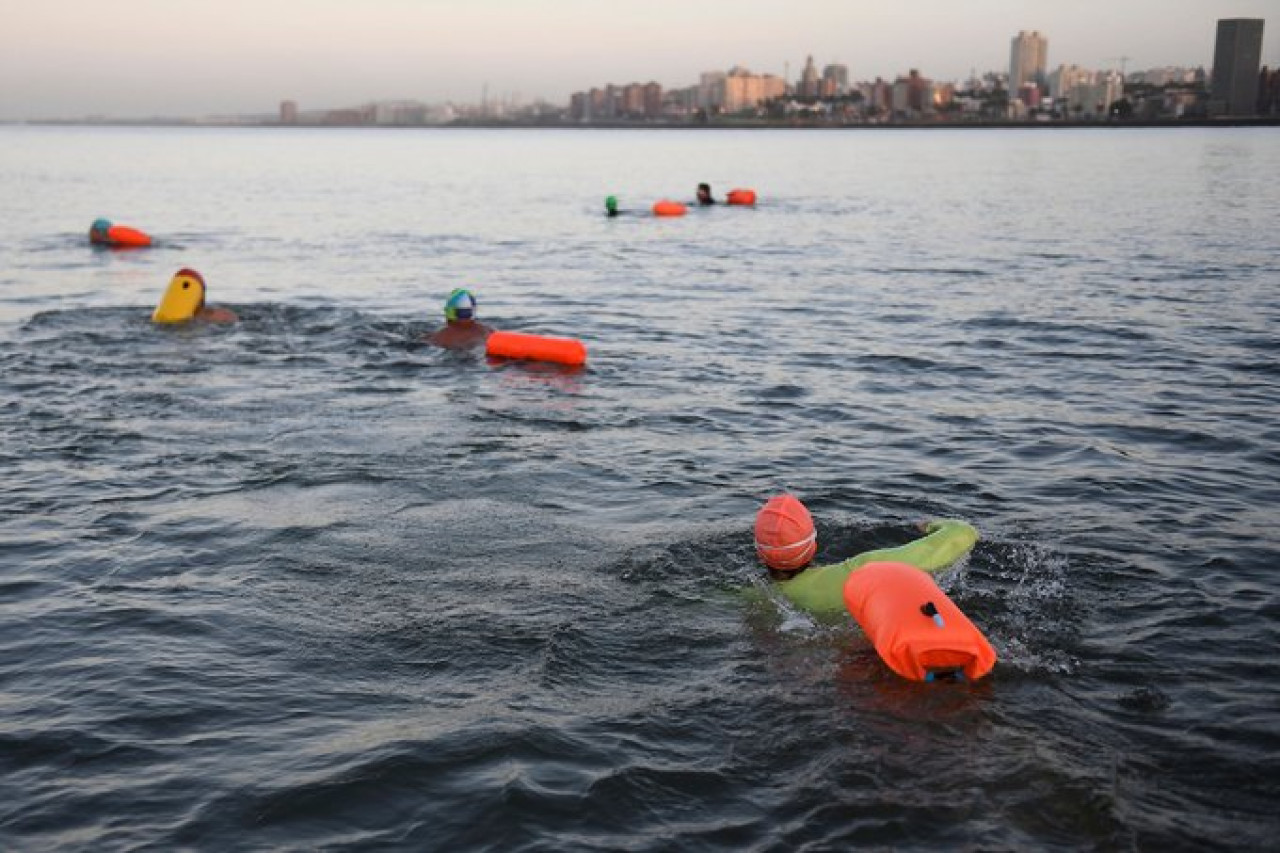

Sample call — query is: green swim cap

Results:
[605,196,618,214]
[444,288,477,321]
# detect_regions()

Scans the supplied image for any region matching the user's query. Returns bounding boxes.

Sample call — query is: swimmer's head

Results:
[605,195,618,215]
[444,288,477,322]
[754,493,817,572]
[90,219,112,242]
[152,268,206,324]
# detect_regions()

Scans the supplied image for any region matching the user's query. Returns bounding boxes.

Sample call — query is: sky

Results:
[1,0,1277,119]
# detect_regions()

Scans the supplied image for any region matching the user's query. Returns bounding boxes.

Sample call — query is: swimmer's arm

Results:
[773,521,977,615]
[775,558,863,615]
[862,519,978,574]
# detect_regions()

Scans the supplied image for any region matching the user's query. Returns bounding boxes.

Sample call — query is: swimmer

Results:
[605,196,620,217]
[89,217,152,248]
[696,183,716,206]
[427,288,495,350]
[152,269,237,324]
[89,218,113,245]
[755,493,977,615]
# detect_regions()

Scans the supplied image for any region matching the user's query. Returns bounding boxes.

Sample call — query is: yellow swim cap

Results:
[152,269,206,323]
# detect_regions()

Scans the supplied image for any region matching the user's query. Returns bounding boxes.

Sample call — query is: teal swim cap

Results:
[444,288,477,321]
[91,218,112,235]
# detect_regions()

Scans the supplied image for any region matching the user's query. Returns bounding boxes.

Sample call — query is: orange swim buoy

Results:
[486,330,587,366]
[725,189,757,206]
[652,200,688,217]
[843,561,996,682]
[106,225,152,247]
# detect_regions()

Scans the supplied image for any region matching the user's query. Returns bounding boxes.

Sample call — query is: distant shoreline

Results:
[8,117,1280,130]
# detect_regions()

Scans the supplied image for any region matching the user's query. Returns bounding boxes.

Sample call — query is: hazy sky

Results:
[2,0,1277,119]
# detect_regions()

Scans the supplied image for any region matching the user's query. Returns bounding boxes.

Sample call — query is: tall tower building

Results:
[1210,18,1265,115]
[799,56,820,97]
[1009,31,1048,97]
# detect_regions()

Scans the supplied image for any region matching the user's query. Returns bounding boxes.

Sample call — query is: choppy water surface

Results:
[1,126,1278,850]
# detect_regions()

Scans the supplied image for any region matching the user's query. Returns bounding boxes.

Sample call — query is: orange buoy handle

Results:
[652,200,688,217]
[726,188,757,206]
[107,225,152,247]
[486,330,587,366]
[843,561,996,682]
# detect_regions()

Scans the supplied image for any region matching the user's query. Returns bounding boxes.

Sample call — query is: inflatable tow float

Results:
[652,200,688,217]
[844,561,996,682]
[90,218,151,248]
[486,330,587,367]
[725,188,757,206]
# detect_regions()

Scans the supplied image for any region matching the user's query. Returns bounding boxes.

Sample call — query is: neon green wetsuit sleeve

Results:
[775,520,978,615]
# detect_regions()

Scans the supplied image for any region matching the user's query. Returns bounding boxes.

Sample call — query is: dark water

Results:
[1,126,1279,850]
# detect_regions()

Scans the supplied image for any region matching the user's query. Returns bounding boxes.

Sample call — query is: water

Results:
[1,125,1278,850]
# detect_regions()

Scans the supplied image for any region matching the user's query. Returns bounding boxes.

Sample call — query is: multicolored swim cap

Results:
[444,288,477,321]
[755,494,817,571]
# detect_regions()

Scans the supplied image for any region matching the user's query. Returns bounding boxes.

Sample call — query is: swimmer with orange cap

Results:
[755,493,977,616]
[151,269,237,324]
[427,288,495,350]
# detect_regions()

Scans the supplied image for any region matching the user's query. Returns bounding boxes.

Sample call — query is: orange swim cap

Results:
[754,494,817,571]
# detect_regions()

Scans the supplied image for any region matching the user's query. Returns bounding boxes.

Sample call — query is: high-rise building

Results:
[890,70,933,117]
[1262,67,1280,115]
[1009,31,1048,97]
[1048,65,1093,100]
[798,56,820,97]
[621,84,646,117]
[643,82,663,119]
[1210,18,1265,116]
[1066,71,1124,118]
[699,71,727,110]
[867,78,892,115]
[665,86,700,117]
[822,64,849,95]
[590,87,611,119]
[723,67,786,112]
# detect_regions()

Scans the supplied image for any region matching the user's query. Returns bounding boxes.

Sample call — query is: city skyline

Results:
[2,0,1278,120]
